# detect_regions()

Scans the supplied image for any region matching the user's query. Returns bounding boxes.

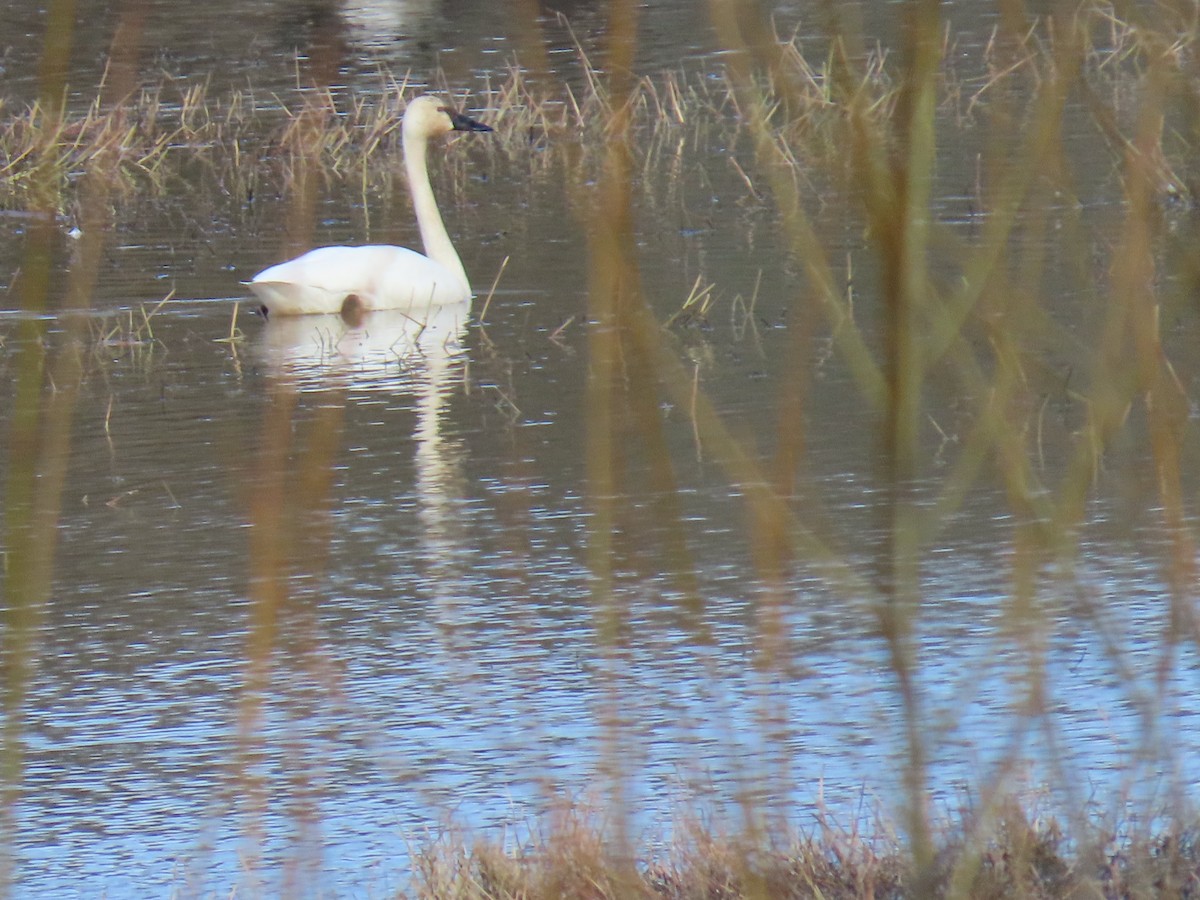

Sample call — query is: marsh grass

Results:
[663,274,719,329]
[404,796,1200,899]
[0,12,1191,217]
[89,288,172,354]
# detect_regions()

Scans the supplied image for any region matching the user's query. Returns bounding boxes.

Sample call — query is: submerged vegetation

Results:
[5,0,1200,896]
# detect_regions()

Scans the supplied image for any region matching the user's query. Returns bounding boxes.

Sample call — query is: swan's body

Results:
[249,245,465,312]
[248,95,491,316]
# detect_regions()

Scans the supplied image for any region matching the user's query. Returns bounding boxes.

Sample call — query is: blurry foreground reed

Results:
[1,1,149,893]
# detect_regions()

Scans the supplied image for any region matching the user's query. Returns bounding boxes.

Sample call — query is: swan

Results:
[247,95,492,316]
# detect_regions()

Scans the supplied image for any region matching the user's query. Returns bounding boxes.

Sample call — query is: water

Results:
[4,0,1200,896]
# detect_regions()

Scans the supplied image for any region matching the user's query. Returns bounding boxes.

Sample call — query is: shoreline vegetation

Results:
[6,2,1200,897]
[0,7,1191,214]
[398,799,1200,899]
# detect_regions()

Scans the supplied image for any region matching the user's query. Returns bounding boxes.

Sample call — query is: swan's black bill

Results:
[445,108,493,133]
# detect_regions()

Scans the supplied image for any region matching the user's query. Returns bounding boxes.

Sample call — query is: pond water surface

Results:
[3,0,1200,896]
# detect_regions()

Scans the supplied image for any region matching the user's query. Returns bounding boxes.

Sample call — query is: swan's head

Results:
[402,95,492,141]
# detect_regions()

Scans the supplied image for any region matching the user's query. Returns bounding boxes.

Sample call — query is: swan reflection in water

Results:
[253,302,470,391]
[252,302,474,638]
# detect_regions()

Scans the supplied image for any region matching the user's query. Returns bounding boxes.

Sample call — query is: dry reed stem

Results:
[478,255,510,325]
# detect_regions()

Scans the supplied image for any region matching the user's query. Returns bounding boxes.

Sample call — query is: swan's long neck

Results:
[404,131,469,291]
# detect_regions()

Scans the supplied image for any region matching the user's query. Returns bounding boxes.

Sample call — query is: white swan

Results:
[247,95,492,316]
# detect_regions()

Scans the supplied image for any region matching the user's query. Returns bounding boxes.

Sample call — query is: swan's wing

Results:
[248,245,470,315]
[375,248,472,307]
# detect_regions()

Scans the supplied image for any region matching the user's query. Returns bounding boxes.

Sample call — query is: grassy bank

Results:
[400,799,1200,899]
